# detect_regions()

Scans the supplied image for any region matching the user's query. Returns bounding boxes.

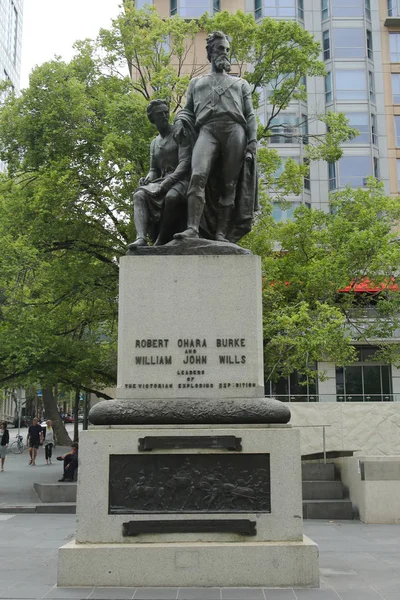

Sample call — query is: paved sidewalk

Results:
[0,434,72,507]
[0,514,399,600]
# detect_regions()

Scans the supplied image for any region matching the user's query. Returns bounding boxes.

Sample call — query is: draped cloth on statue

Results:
[175,110,259,244]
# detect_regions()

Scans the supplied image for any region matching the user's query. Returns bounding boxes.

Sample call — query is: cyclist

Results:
[0,421,9,471]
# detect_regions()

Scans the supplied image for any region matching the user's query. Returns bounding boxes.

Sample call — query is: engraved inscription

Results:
[109,453,271,514]
[124,335,260,391]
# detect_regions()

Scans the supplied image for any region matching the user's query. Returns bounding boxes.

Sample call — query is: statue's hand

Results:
[173,120,186,141]
[245,140,257,158]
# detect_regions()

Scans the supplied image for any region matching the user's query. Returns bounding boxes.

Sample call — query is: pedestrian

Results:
[0,421,10,472]
[57,442,78,482]
[26,417,43,466]
[43,419,56,464]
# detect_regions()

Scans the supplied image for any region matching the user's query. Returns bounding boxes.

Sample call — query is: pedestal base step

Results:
[58,536,319,588]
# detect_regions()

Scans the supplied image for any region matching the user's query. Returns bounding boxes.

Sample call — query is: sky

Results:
[20,0,123,89]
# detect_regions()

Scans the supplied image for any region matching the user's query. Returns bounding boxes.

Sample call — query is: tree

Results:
[0,5,374,399]
[246,180,400,383]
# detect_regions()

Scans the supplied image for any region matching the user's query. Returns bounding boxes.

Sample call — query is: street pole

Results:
[83,392,89,430]
[17,386,23,437]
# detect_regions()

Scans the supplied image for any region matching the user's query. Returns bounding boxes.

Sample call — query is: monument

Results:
[57,31,319,589]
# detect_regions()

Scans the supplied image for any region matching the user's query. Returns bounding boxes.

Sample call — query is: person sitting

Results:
[57,442,78,482]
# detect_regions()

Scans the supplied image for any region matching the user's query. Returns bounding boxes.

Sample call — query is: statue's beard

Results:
[213,55,231,72]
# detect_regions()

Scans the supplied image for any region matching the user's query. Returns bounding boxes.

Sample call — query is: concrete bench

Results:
[34,482,77,503]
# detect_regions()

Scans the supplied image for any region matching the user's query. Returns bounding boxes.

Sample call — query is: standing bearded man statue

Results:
[174,31,258,244]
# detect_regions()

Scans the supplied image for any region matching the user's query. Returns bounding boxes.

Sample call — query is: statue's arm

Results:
[242,81,257,155]
[142,139,160,184]
[159,134,191,194]
[182,79,195,113]
[174,80,196,138]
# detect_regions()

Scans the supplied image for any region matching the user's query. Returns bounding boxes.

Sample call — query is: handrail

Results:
[292,424,332,464]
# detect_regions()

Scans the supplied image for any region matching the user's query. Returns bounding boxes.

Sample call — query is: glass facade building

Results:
[0,0,23,92]
[0,0,23,171]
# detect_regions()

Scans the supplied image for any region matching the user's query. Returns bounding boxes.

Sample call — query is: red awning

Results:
[340,278,399,293]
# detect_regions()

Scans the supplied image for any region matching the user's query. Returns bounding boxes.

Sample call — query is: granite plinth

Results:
[73,426,303,544]
[126,237,251,256]
[89,396,291,425]
[58,537,319,588]
[116,255,264,401]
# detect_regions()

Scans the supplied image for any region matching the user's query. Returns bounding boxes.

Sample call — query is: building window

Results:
[397,159,400,190]
[373,157,379,179]
[332,0,363,17]
[298,0,304,18]
[303,158,310,190]
[264,0,296,18]
[395,116,400,146]
[392,74,400,103]
[322,0,329,19]
[328,162,336,190]
[388,0,400,16]
[369,70,375,102]
[266,370,318,402]
[365,0,371,18]
[338,155,372,187]
[371,113,377,145]
[366,30,373,59]
[390,33,400,62]
[336,347,392,402]
[323,30,330,60]
[171,0,215,17]
[269,114,298,143]
[255,0,262,18]
[344,113,370,144]
[10,2,18,66]
[272,201,302,222]
[335,70,367,100]
[333,28,365,59]
[325,71,332,103]
[213,0,220,11]
[301,115,309,144]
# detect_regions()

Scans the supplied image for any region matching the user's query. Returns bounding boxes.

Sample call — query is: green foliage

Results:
[0,4,396,393]
[242,181,400,381]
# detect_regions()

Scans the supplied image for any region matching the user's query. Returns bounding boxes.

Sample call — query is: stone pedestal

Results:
[57,254,319,588]
[58,425,319,587]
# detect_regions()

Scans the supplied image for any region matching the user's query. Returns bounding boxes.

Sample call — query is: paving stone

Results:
[87,588,137,599]
[0,585,54,599]
[133,588,178,599]
[293,591,340,600]
[43,587,94,599]
[177,588,220,599]
[264,590,296,599]
[222,588,264,599]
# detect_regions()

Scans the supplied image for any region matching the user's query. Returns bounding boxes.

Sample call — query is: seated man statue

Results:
[128,100,192,248]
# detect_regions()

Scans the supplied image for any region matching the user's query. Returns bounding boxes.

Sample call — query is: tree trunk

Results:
[42,386,71,446]
[73,388,80,443]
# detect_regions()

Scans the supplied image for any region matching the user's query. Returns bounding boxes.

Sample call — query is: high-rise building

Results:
[0,0,23,93]
[0,0,24,172]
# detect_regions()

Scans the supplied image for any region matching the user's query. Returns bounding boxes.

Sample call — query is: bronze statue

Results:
[173,31,258,244]
[128,100,191,249]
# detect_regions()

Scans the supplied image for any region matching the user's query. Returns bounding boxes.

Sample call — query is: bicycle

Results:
[10,434,25,454]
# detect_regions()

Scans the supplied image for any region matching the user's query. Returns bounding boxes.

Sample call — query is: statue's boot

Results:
[127,237,148,250]
[215,205,233,243]
[174,197,204,240]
